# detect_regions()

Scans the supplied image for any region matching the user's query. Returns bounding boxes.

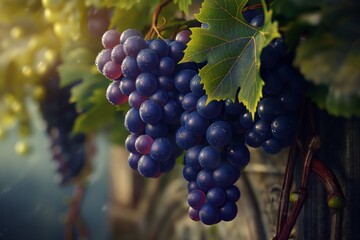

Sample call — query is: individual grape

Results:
[169,41,186,63]
[124,108,145,134]
[260,46,279,70]
[95,49,111,73]
[119,78,136,96]
[188,189,206,210]
[176,126,200,150]
[150,138,173,162]
[135,134,153,155]
[213,162,239,188]
[101,29,120,49]
[257,97,282,122]
[158,75,174,91]
[271,115,297,140]
[111,44,126,64]
[250,13,264,27]
[136,48,159,72]
[183,165,199,181]
[161,100,182,124]
[181,92,199,112]
[190,74,205,97]
[123,36,147,57]
[125,134,138,154]
[196,95,222,119]
[206,187,226,207]
[225,185,241,202]
[180,111,191,126]
[137,154,161,178]
[120,28,142,44]
[253,119,272,141]
[135,73,158,96]
[139,100,162,124]
[188,181,200,192]
[198,146,221,170]
[145,122,168,138]
[121,56,141,79]
[174,69,197,94]
[149,89,168,107]
[271,38,287,58]
[244,130,264,148]
[185,111,209,136]
[103,61,122,80]
[220,201,238,221]
[175,29,192,45]
[227,143,250,169]
[149,39,169,58]
[106,81,128,105]
[199,204,221,225]
[128,90,147,109]
[196,169,215,192]
[158,57,176,76]
[128,153,141,170]
[239,112,255,129]
[263,137,282,154]
[184,145,203,171]
[188,207,200,221]
[160,154,176,173]
[206,121,232,148]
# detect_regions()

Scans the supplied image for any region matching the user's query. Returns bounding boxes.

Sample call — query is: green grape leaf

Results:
[295,7,360,98]
[173,0,192,14]
[182,0,279,117]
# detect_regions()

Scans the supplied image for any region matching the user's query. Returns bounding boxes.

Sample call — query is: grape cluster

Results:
[239,13,306,155]
[39,78,87,185]
[173,74,251,224]
[96,28,200,177]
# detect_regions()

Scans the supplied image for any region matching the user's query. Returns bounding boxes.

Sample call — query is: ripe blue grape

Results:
[121,56,141,79]
[206,121,232,148]
[139,100,162,124]
[135,73,158,96]
[95,49,111,73]
[198,146,221,170]
[185,111,209,136]
[190,74,205,97]
[174,69,197,94]
[199,204,221,225]
[150,138,173,162]
[137,155,161,178]
[149,89,168,107]
[120,29,142,44]
[227,143,250,169]
[124,108,145,134]
[220,201,238,221]
[128,90,147,109]
[119,78,136,96]
[183,165,199,181]
[125,134,139,154]
[103,60,122,80]
[181,92,199,112]
[123,36,147,57]
[145,122,169,138]
[128,153,141,170]
[136,48,159,72]
[149,39,169,58]
[169,41,186,63]
[106,80,128,105]
[102,29,120,49]
[158,57,176,75]
[257,97,282,122]
[196,95,222,119]
[184,145,203,171]
[111,44,126,64]
[176,126,200,150]
[206,187,226,207]
[188,189,206,210]
[135,134,153,155]
[225,185,241,202]
[196,169,215,192]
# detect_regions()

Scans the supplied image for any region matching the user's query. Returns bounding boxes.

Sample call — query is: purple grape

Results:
[124,108,145,134]
[157,75,174,91]
[150,138,173,162]
[183,165,199,181]
[111,44,126,64]
[161,100,182,124]
[149,89,168,107]
[184,145,203,171]
[185,111,209,136]
[125,134,139,154]
[176,126,200,150]
[188,207,200,221]
[106,81,128,105]
[199,204,221,225]
[120,29,142,44]
[103,61,122,80]
[190,74,205,97]
[158,57,176,75]
[196,169,215,192]
[225,185,241,202]
[128,90,147,110]
[145,122,169,138]
[198,146,221,170]
[136,48,159,72]
[121,56,141,79]
[188,189,206,210]
[220,201,238,221]
[227,143,250,169]
[123,36,147,57]
[257,97,282,122]
[263,137,282,154]
[95,49,111,73]
[102,29,120,49]
[128,153,141,170]
[181,92,199,112]
[175,29,192,45]
[206,121,232,148]
[169,41,186,63]
[137,154,161,178]
[135,134,153,155]
[135,73,158,96]
[196,95,222,119]
[149,39,169,58]
[174,69,197,94]
[119,78,136,96]
[213,162,239,188]
[139,100,162,124]
[206,187,226,207]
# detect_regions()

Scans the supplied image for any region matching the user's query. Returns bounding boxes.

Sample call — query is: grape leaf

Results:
[173,0,192,14]
[182,0,279,117]
[295,6,360,98]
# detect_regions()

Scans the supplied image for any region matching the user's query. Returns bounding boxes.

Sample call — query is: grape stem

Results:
[145,0,172,40]
[274,135,344,240]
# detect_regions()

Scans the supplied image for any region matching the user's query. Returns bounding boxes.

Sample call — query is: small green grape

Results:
[328,195,345,210]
